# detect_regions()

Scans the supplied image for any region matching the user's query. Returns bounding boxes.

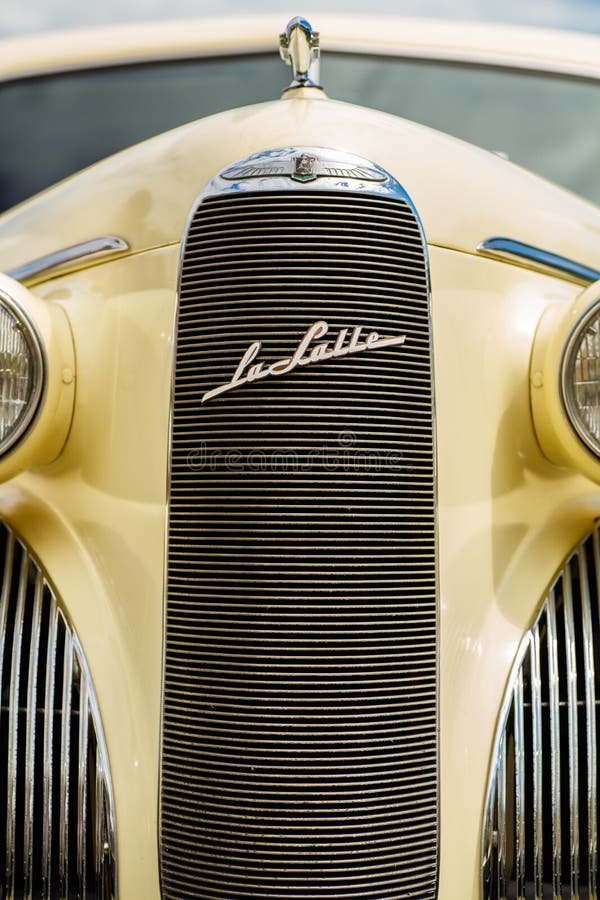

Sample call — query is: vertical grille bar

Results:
[513,667,526,900]
[547,590,562,898]
[78,675,89,899]
[24,571,43,900]
[6,549,28,897]
[0,523,116,900]
[483,525,600,899]
[0,532,13,893]
[95,747,103,899]
[59,627,73,900]
[531,626,544,900]
[564,564,580,898]
[0,531,14,726]
[162,172,437,899]
[497,734,507,900]
[42,596,58,900]
[586,536,599,898]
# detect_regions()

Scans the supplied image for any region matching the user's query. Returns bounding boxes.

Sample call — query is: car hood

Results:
[1,92,600,281]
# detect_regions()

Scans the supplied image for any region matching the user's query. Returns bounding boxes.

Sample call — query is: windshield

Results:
[0,52,599,212]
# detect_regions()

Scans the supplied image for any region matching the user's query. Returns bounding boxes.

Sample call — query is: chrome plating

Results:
[561,293,600,460]
[205,147,409,200]
[201,319,408,404]
[279,16,321,90]
[0,285,45,458]
[564,564,581,896]
[482,530,600,899]
[7,235,129,284]
[478,236,600,285]
[24,571,43,900]
[0,522,117,899]
[547,588,563,898]
[5,549,28,896]
[514,669,526,898]
[162,145,439,897]
[531,626,544,899]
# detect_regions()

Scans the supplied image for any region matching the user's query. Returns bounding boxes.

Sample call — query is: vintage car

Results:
[0,12,599,900]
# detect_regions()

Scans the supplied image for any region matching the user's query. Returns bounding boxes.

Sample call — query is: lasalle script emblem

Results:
[202,320,407,403]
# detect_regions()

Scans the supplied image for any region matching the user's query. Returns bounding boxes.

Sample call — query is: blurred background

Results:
[2,0,600,37]
[1,0,599,214]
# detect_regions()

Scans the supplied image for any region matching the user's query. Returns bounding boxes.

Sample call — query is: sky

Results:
[2,0,600,38]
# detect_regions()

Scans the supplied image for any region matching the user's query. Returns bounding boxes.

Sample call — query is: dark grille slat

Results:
[161,185,437,898]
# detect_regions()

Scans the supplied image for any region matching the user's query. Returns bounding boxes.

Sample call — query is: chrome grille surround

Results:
[161,147,438,898]
[482,524,600,898]
[0,520,116,899]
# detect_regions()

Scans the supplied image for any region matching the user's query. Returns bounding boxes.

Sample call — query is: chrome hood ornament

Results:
[202,320,407,404]
[279,16,322,90]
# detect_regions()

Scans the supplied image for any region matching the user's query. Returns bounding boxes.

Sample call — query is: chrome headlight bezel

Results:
[0,287,45,457]
[560,296,600,459]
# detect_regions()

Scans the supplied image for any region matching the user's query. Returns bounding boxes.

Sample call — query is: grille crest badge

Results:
[292,153,318,182]
[220,151,387,184]
[201,319,407,403]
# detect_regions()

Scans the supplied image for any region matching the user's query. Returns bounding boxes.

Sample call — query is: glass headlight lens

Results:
[0,295,44,455]
[562,302,600,456]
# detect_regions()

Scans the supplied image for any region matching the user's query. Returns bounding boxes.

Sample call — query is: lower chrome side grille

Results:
[0,522,116,899]
[483,525,600,898]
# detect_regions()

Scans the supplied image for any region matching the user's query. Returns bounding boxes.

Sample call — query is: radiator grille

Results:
[162,186,437,898]
[0,521,116,900]
[483,525,600,898]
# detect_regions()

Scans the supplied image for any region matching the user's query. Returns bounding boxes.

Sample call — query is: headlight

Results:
[531,283,600,483]
[0,274,74,481]
[561,300,600,456]
[0,289,44,455]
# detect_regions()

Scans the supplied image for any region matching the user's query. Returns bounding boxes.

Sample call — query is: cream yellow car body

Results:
[0,16,599,900]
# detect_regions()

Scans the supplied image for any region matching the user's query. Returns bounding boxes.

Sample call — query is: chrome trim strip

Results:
[479,603,532,899]
[564,561,581,898]
[514,668,526,900]
[477,237,600,284]
[24,571,42,900]
[59,625,73,900]
[42,595,58,900]
[200,146,418,202]
[6,549,28,897]
[95,745,104,895]
[497,733,507,900]
[0,533,13,888]
[0,531,14,723]
[581,543,598,898]
[73,631,117,900]
[7,235,129,283]
[547,590,562,899]
[77,670,89,898]
[589,533,600,899]
[531,624,544,900]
